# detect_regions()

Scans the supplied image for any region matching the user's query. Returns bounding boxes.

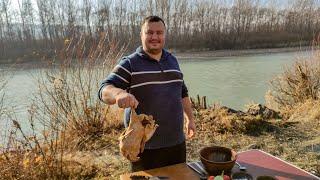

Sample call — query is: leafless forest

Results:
[0,0,320,61]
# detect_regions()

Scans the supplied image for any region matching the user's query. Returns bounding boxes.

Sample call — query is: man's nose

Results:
[150,33,158,39]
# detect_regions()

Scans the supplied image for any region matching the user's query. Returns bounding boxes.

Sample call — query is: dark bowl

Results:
[232,172,253,180]
[200,146,237,175]
[256,176,277,180]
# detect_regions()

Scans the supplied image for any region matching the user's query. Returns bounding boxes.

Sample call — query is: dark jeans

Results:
[131,141,186,172]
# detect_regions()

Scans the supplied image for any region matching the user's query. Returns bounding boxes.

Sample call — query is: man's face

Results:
[140,21,166,54]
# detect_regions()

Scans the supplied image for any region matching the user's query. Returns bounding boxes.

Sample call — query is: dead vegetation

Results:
[187,103,319,177]
[266,38,320,119]
[0,34,128,179]
[0,38,320,179]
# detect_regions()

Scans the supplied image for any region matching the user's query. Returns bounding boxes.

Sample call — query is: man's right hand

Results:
[115,91,139,109]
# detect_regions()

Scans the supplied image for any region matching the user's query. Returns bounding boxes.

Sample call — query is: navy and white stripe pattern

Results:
[99,46,189,149]
[99,48,188,99]
[130,70,183,88]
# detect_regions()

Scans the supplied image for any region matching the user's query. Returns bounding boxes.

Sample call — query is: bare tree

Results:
[95,0,111,37]
[83,0,92,36]
[17,0,35,44]
[66,0,76,38]
[36,0,49,43]
[1,0,320,61]
[1,0,13,41]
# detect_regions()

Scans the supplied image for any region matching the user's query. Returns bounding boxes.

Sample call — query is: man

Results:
[98,16,196,172]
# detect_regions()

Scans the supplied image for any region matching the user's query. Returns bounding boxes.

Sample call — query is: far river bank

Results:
[174,46,312,59]
[0,46,313,67]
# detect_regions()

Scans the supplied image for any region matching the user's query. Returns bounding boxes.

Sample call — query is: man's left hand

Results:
[186,119,196,139]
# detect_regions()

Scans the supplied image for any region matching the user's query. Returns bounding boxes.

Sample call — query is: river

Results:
[0,50,311,134]
[179,51,309,110]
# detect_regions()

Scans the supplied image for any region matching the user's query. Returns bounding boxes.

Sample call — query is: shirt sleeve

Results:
[182,80,189,98]
[98,57,131,101]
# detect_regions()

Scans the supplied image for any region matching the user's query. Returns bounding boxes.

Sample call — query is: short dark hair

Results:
[141,16,166,28]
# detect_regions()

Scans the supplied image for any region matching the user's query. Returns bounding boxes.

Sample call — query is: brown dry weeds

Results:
[60,103,320,179]
[1,103,319,179]
[1,39,319,179]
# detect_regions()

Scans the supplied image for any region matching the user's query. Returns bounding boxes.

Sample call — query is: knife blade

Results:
[187,162,207,179]
[149,176,169,180]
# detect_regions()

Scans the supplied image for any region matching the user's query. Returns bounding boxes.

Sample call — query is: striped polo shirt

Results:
[98,46,189,149]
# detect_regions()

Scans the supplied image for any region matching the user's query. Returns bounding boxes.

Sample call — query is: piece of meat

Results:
[119,110,158,162]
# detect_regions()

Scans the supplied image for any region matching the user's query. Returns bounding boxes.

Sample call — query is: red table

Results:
[120,149,319,180]
[235,149,319,180]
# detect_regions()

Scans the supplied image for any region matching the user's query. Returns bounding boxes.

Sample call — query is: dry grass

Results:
[194,104,277,136]
[2,98,318,179]
[266,45,320,118]
[286,99,320,123]
[262,40,320,176]
[0,34,129,179]
[187,104,320,177]
[0,106,127,179]
[1,38,320,179]
[31,34,126,151]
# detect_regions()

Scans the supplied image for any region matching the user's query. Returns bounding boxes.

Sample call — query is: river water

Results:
[0,50,311,135]
[179,51,310,110]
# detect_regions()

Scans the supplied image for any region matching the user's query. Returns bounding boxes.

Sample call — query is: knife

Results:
[187,162,207,179]
[129,175,169,180]
[149,176,169,180]
[195,162,208,175]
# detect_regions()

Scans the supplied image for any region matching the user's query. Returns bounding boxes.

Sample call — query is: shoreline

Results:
[0,46,314,66]
[173,46,312,59]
